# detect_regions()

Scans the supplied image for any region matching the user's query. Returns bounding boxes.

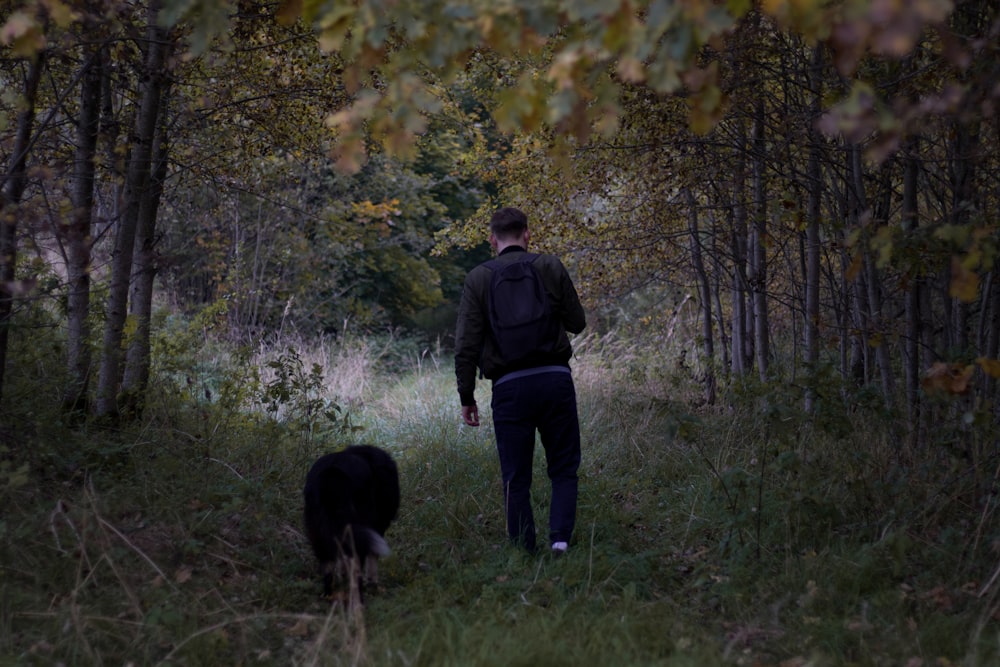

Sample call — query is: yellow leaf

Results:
[922,362,974,396]
[324,109,352,130]
[689,105,714,135]
[617,57,645,83]
[949,256,979,302]
[40,0,79,28]
[845,251,863,282]
[548,48,581,90]
[1,11,46,56]
[761,0,787,18]
[383,128,418,159]
[331,136,367,174]
[275,0,303,25]
[1,10,32,42]
[977,357,1000,379]
[317,5,355,52]
[593,104,620,136]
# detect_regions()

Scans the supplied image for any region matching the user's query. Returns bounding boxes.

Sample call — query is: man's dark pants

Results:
[490,369,581,552]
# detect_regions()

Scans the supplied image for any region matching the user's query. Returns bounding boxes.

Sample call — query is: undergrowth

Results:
[1,323,999,666]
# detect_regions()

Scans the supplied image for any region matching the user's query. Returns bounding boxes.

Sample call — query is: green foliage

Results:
[158,135,483,339]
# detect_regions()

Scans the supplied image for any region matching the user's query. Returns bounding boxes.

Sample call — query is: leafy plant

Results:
[257,346,352,438]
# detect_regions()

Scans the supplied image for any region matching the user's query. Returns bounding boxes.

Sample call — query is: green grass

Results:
[2,332,1000,666]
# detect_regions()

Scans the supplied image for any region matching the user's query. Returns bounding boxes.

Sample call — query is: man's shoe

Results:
[551,541,568,556]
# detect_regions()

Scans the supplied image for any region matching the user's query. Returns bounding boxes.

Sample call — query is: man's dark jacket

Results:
[454,246,586,407]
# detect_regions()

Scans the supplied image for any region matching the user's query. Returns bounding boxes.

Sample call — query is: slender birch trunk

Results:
[62,46,105,416]
[730,121,750,377]
[901,136,923,436]
[804,45,823,412]
[95,4,170,420]
[750,93,770,381]
[685,188,716,405]
[122,80,171,418]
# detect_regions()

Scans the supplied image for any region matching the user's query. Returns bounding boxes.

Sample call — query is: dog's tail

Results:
[353,525,391,557]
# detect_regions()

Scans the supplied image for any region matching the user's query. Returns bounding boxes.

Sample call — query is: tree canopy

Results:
[166,0,963,167]
[2,0,999,427]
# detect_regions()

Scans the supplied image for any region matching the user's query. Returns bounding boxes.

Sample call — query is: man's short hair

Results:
[490,207,528,241]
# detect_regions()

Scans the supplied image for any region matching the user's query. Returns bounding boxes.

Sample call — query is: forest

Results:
[2,0,999,664]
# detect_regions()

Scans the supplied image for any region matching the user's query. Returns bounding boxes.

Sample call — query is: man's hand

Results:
[461,404,480,427]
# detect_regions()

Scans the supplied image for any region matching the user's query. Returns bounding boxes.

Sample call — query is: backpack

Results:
[486,253,560,365]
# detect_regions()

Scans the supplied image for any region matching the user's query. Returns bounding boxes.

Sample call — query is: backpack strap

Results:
[486,252,538,271]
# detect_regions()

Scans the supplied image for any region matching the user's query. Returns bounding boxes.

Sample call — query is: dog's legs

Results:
[363,555,380,586]
[345,555,366,607]
[321,561,335,597]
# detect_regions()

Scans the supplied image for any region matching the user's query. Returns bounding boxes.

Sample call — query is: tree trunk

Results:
[710,212,730,373]
[0,55,44,406]
[866,167,895,408]
[749,94,770,381]
[948,119,978,355]
[94,5,170,420]
[62,46,105,417]
[685,188,716,405]
[804,45,822,412]
[730,122,750,377]
[982,272,999,401]
[844,144,870,384]
[901,136,923,435]
[122,84,171,419]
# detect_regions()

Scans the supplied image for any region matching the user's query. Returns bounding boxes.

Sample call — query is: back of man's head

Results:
[490,207,528,241]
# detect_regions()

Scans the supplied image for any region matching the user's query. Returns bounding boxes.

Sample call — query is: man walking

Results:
[454,206,587,555]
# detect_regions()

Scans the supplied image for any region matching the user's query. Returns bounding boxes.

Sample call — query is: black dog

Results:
[303,445,400,598]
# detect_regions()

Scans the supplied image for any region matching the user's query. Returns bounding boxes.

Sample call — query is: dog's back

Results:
[303,446,400,597]
[345,444,400,535]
